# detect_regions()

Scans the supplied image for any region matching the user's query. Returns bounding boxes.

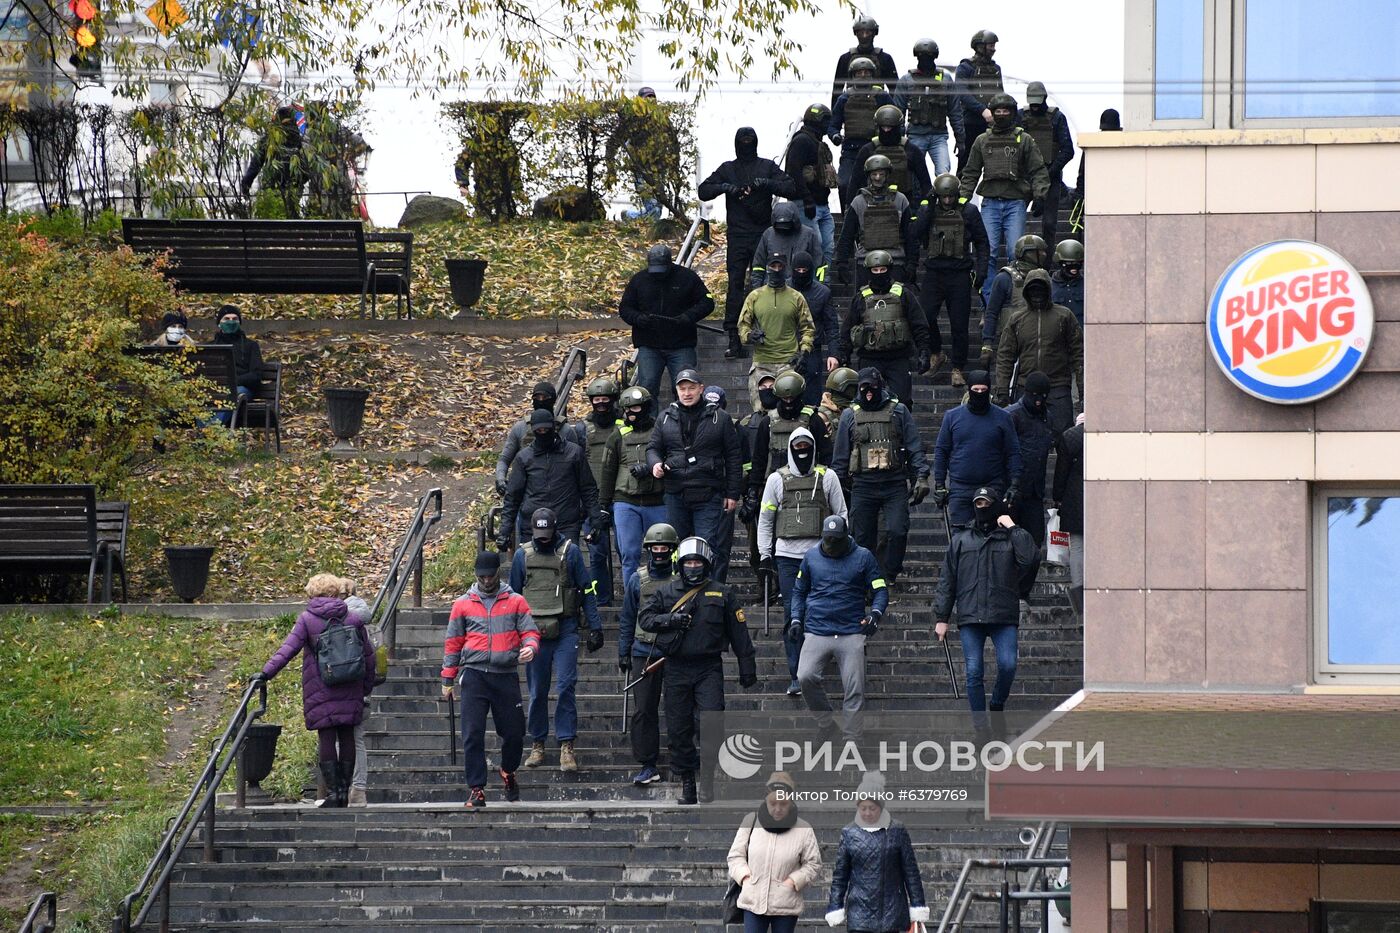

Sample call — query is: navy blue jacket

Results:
[791,540,889,636]
[827,819,927,930]
[932,403,1021,491]
[1005,398,1056,500]
[832,398,930,485]
[508,540,602,636]
[1052,272,1083,325]
[618,566,675,659]
[796,279,837,353]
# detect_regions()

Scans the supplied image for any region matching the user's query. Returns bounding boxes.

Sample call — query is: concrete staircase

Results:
[166,217,1082,931]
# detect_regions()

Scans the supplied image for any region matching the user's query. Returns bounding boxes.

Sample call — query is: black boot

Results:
[318,761,339,808]
[1070,586,1084,621]
[679,772,698,806]
[698,772,715,804]
[989,705,1008,742]
[725,331,747,359]
[335,762,354,808]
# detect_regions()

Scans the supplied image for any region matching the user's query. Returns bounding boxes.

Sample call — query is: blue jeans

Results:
[526,628,579,742]
[663,491,726,559]
[214,385,253,427]
[623,172,661,220]
[908,130,951,176]
[634,345,698,401]
[613,501,668,584]
[958,623,1019,722]
[743,912,797,933]
[584,521,613,606]
[980,197,1028,303]
[799,203,835,267]
[776,555,804,679]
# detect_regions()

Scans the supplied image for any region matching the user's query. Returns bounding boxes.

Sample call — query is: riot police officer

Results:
[607,384,668,585]
[494,381,583,498]
[1051,239,1084,326]
[896,38,965,177]
[846,104,933,206]
[581,376,622,606]
[814,366,859,443]
[831,15,899,107]
[835,154,916,288]
[617,522,679,786]
[500,408,600,547]
[912,173,991,387]
[1018,82,1074,245]
[829,58,897,211]
[766,369,828,470]
[638,537,757,805]
[980,234,1049,369]
[831,368,931,588]
[840,250,932,410]
[955,30,1003,172]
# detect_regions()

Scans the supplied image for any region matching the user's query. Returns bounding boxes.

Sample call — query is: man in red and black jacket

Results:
[441,550,540,808]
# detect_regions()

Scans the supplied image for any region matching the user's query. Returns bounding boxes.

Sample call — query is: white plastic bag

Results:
[1046,508,1070,565]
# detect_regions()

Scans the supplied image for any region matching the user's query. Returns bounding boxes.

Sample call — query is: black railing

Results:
[676,211,712,268]
[369,487,444,652]
[937,822,1068,933]
[112,679,268,933]
[552,345,588,419]
[19,891,56,933]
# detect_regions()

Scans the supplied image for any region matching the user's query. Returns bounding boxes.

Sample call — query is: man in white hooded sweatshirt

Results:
[757,426,847,696]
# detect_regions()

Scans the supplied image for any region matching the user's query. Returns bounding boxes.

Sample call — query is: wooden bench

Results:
[365,231,414,319]
[0,485,128,603]
[122,218,375,315]
[240,361,283,452]
[130,345,244,428]
[96,501,129,602]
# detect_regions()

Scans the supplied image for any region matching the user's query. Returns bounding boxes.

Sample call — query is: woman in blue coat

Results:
[825,778,930,931]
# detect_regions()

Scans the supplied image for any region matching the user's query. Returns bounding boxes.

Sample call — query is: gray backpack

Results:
[315,616,365,686]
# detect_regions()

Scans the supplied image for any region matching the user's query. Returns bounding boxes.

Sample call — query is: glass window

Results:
[1244,0,1400,119]
[1323,495,1400,666]
[1318,903,1400,933]
[1154,0,1206,120]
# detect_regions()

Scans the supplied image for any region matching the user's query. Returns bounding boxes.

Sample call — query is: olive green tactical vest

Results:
[852,283,912,354]
[775,466,833,539]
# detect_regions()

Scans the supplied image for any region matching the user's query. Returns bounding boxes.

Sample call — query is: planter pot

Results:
[444,258,487,312]
[241,722,283,788]
[324,387,370,451]
[164,545,215,603]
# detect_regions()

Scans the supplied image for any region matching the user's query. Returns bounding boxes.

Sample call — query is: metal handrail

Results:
[936,820,1064,933]
[19,891,56,933]
[369,487,444,651]
[552,345,588,420]
[112,679,268,932]
[676,211,712,268]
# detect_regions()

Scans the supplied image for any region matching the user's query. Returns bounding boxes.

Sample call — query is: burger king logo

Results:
[1208,240,1372,405]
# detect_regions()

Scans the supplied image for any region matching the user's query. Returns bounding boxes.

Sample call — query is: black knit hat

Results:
[161,311,188,328]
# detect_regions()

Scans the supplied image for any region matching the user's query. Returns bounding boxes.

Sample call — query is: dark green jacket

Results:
[994,270,1084,394]
[958,125,1050,203]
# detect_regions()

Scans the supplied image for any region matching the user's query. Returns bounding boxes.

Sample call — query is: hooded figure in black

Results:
[699,128,799,359]
[1004,371,1056,565]
[209,305,264,427]
[494,380,585,495]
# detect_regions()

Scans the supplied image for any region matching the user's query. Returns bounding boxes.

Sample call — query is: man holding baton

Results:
[617,523,680,787]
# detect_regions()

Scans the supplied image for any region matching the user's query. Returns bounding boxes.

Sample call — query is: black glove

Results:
[830,132,844,147]
[633,312,654,327]
[629,462,651,481]
[759,555,776,577]
[917,351,932,375]
[1029,199,1043,217]
[619,656,633,674]
[494,534,511,551]
[803,201,817,219]
[790,351,809,373]
[835,264,852,285]
[586,629,604,653]
[747,327,766,345]
[974,273,987,292]
[249,671,268,683]
[860,609,882,636]
[668,608,693,629]
[933,486,950,509]
[494,478,507,497]
[750,177,770,192]
[737,491,760,524]
[740,669,759,690]
[903,265,918,285]
[1004,484,1020,507]
[784,618,803,641]
[593,509,613,531]
[909,478,930,506]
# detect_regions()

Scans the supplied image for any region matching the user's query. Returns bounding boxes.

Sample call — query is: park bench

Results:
[365,231,414,318]
[240,361,284,452]
[0,485,129,603]
[123,218,388,316]
[130,344,246,428]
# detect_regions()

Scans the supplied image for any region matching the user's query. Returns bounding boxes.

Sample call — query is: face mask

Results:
[533,429,557,449]
[791,443,815,474]
[791,267,813,289]
[940,197,959,211]
[591,401,615,422]
[1028,393,1048,414]
[1027,289,1051,311]
[820,534,851,558]
[766,269,786,289]
[774,218,797,234]
[1063,264,1082,279]
[868,271,892,293]
[758,387,778,410]
[476,574,500,595]
[916,57,936,71]
[992,111,1014,131]
[860,387,879,407]
[218,320,240,335]
[680,560,708,586]
[968,389,991,414]
[624,407,646,426]
[877,128,900,146]
[974,503,996,528]
[648,548,673,574]
[165,326,185,342]
[533,532,555,550]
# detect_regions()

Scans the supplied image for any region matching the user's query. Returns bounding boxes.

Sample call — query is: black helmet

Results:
[803,102,832,129]
[1054,239,1085,264]
[988,93,1017,113]
[774,370,805,400]
[864,248,893,270]
[852,15,878,35]
[825,366,859,401]
[585,375,620,399]
[874,104,903,130]
[848,56,877,77]
[1015,233,1049,265]
[643,522,679,549]
[619,385,652,410]
[913,38,938,60]
[676,536,714,585]
[972,29,998,48]
[932,173,960,199]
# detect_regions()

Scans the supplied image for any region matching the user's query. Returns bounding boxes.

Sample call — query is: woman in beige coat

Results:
[727,772,823,932]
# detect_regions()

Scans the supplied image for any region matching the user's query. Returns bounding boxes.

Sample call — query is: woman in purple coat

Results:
[256,573,376,807]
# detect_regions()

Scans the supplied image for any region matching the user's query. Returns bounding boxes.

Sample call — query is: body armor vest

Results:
[775,466,834,540]
[585,418,619,482]
[523,540,580,639]
[928,206,966,259]
[874,142,910,194]
[851,283,912,353]
[767,408,815,473]
[844,92,880,142]
[616,424,662,498]
[1020,108,1058,169]
[632,565,669,647]
[963,57,1003,107]
[860,193,901,252]
[905,70,950,127]
[851,403,904,474]
[998,261,1036,336]
[980,129,1025,183]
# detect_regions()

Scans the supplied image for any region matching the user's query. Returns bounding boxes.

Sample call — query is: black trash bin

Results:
[444,258,487,311]
[165,545,215,603]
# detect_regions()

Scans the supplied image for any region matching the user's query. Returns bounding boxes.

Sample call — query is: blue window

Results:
[1324,495,1400,666]
[1154,0,1206,120]
[1244,0,1400,119]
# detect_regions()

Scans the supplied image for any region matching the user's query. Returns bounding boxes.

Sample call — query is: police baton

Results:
[623,655,666,693]
[762,570,771,638]
[940,505,962,700]
[621,670,630,734]
[444,693,457,766]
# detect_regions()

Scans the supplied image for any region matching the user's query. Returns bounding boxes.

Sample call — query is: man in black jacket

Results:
[500,409,602,546]
[791,251,838,406]
[639,536,757,804]
[646,370,743,580]
[617,245,716,399]
[911,173,990,387]
[831,16,900,108]
[698,127,797,360]
[1052,413,1084,620]
[786,103,838,267]
[933,487,1036,737]
[494,381,585,496]
[210,305,264,427]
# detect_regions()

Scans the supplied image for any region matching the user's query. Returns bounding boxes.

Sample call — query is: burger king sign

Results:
[1208,240,1373,405]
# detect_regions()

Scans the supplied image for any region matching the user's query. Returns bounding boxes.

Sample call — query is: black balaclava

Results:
[679,556,708,587]
[965,370,991,415]
[531,508,558,552]
[877,123,901,147]
[1022,371,1051,418]
[735,127,759,161]
[758,381,778,411]
[591,396,616,425]
[1024,279,1052,311]
[973,495,997,531]
[791,251,814,289]
[766,260,787,289]
[647,544,674,576]
[624,403,653,432]
[857,367,885,409]
[530,409,557,450]
[772,202,799,234]
[991,107,1014,131]
[916,53,936,73]
[868,265,893,294]
[820,515,853,558]
[790,438,815,476]
[531,381,557,411]
[777,394,803,420]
